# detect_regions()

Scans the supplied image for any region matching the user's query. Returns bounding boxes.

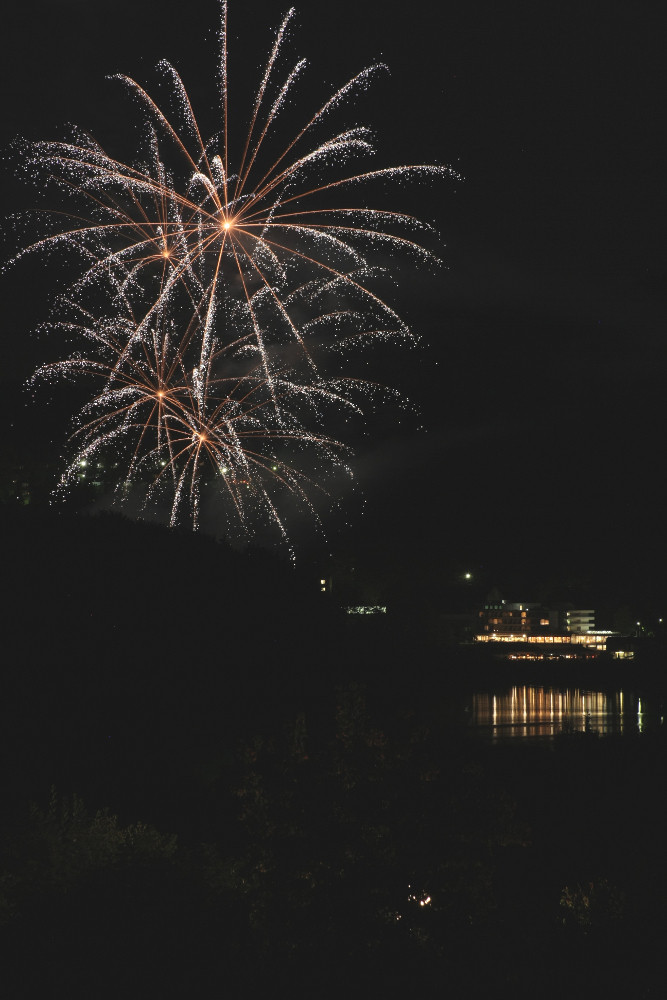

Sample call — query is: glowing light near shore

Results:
[11,1,451,533]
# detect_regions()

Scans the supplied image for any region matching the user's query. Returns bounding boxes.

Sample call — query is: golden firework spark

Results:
[32,289,363,533]
[13,1,453,534]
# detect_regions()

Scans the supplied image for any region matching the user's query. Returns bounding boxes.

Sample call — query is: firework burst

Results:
[11,1,453,536]
[32,288,365,533]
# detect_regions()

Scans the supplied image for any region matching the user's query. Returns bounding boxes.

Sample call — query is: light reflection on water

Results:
[469,687,661,741]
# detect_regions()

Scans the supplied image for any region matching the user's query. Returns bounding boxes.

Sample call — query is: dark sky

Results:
[1,0,665,602]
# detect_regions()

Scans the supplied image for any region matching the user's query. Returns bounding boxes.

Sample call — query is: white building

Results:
[565,609,595,634]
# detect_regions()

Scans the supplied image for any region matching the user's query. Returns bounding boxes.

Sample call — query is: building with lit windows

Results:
[478,600,554,637]
[475,595,609,657]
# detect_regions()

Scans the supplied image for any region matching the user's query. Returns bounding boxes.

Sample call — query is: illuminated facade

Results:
[478,600,554,637]
[476,595,607,655]
[475,632,608,652]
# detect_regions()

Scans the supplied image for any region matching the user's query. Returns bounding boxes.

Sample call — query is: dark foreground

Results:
[2,509,666,997]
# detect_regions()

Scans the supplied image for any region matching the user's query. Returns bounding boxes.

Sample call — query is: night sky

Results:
[2,0,665,606]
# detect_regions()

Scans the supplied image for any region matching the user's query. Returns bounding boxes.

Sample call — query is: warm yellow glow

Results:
[475,633,607,649]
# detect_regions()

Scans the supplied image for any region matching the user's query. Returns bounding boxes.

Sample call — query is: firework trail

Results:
[11,1,453,534]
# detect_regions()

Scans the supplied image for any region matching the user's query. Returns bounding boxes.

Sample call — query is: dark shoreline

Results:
[2,505,666,997]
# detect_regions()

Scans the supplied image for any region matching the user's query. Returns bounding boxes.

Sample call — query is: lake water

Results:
[467,686,664,741]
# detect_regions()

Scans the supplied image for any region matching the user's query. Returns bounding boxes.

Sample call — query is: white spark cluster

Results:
[13,1,453,535]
